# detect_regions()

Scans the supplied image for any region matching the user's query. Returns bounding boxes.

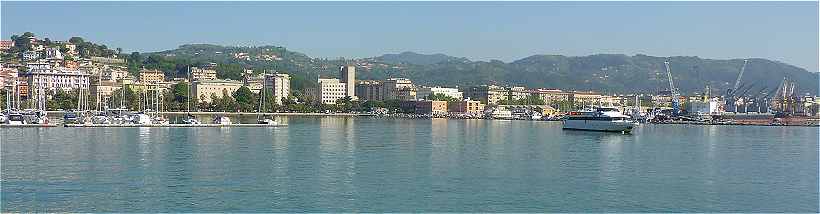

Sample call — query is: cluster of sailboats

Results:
[1,68,282,127]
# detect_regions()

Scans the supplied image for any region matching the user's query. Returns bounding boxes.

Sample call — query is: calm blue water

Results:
[2,117,818,212]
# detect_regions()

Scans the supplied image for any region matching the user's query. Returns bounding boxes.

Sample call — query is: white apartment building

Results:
[264,73,290,105]
[23,62,90,93]
[311,78,348,105]
[191,66,217,81]
[417,86,462,100]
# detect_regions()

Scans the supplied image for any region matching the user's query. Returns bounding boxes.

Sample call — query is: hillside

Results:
[141,44,819,95]
[373,51,470,65]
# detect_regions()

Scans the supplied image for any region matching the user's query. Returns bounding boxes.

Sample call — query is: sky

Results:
[1,1,818,71]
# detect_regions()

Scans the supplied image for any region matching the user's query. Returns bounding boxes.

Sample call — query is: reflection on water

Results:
[1,118,818,212]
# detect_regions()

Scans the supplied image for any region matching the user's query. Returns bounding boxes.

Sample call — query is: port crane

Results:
[663,61,681,115]
[725,59,749,112]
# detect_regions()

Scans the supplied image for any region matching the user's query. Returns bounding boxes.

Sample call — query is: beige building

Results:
[139,69,165,83]
[571,91,605,106]
[449,99,485,114]
[529,88,572,104]
[191,66,217,81]
[193,80,243,103]
[103,69,129,83]
[265,73,290,105]
[243,73,265,93]
[416,100,448,114]
[90,80,121,106]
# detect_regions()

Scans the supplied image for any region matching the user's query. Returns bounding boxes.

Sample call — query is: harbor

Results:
[3,117,817,212]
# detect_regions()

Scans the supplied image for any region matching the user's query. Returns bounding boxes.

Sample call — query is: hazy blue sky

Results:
[2,1,817,71]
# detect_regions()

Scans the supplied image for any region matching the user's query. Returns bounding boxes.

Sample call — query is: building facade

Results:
[192,80,243,103]
[265,73,290,105]
[528,88,571,104]
[22,63,90,94]
[355,80,385,101]
[191,66,217,81]
[0,40,14,50]
[415,100,448,115]
[340,65,356,99]
[465,85,507,105]
[311,78,348,105]
[449,99,485,114]
[418,86,462,100]
[139,69,165,83]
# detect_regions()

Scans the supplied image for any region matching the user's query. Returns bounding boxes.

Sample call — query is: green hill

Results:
[140,44,818,95]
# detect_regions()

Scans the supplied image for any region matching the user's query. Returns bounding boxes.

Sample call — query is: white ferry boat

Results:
[563,107,634,133]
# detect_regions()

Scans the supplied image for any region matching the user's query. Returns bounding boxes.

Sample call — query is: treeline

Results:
[6,32,119,58]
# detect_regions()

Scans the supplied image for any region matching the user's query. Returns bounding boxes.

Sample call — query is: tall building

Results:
[340,65,356,99]
[383,78,415,100]
[265,73,290,105]
[355,80,385,101]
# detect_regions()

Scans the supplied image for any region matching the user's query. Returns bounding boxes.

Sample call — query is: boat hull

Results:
[562,119,634,132]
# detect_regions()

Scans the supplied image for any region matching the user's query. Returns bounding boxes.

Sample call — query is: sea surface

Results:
[1,117,818,212]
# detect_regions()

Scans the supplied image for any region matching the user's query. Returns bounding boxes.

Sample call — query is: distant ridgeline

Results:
[149,45,818,95]
[24,36,808,95]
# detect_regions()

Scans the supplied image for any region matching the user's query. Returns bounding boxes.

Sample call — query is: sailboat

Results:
[181,66,201,125]
[256,69,277,125]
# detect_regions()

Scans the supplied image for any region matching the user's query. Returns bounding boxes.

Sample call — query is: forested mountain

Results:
[140,44,818,95]
[373,51,469,65]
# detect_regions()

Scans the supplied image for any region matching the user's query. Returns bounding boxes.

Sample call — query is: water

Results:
[2,117,818,212]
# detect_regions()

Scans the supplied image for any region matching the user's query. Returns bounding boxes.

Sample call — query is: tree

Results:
[69,37,85,44]
[336,96,354,112]
[171,82,189,103]
[47,90,78,110]
[426,93,459,102]
[127,52,144,74]
[232,86,256,112]
[12,32,35,51]
[233,86,254,104]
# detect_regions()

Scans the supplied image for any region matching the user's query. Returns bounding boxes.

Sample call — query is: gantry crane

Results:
[725,59,749,112]
[663,61,681,115]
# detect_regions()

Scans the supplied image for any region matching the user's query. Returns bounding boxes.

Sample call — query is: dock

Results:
[1,124,287,128]
[0,124,60,128]
[63,124,288,128]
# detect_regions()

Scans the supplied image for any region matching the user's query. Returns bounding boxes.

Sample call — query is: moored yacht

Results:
[563,107,634,133]
[213,115,233,125]
[6,112,25,125]
[181,114,201,125]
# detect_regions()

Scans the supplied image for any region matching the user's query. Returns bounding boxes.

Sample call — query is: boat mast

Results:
[187,66,191,113]
[257,69,266,120]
